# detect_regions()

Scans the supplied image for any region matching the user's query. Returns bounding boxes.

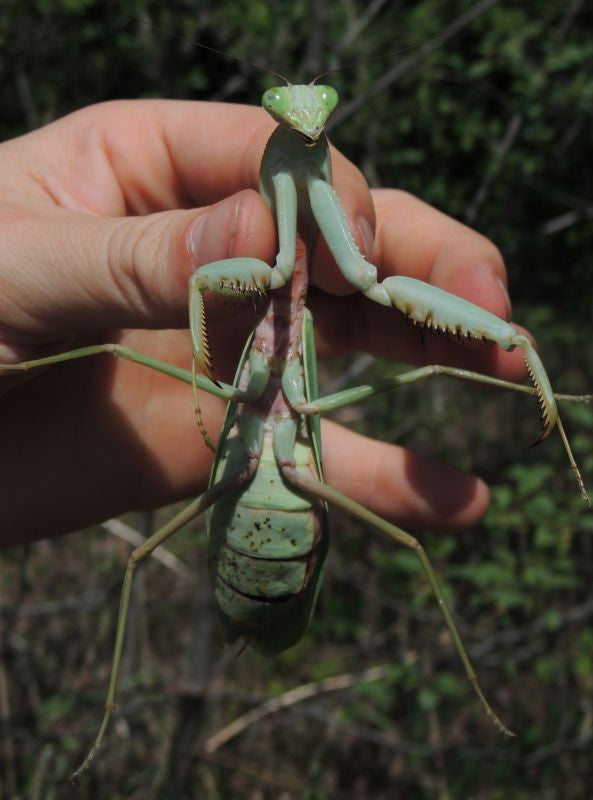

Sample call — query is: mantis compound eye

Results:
[314,85,339,114]
[262,88,287,116]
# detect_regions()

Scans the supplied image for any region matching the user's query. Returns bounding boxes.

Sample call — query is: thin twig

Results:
[470,594,593,661]
[0,609,18,799]
[203,749,309,794]
[465,112,523,224]
[541,206,593,236]
[102,518,195,580]
[330,0,501,128]
[525,729,593,766]
[328,0,392,68]
[324,353,375,394]
[29,744,54,800]
[556,0,584,41]
[3,590,104,617]
[203,664,388,752]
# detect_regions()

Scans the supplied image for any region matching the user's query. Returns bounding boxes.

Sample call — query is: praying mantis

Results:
[2,72,592,781]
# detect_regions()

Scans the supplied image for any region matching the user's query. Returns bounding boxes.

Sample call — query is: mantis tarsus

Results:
[1,78,591,778]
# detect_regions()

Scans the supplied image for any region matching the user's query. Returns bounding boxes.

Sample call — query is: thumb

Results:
[1,188,275,353]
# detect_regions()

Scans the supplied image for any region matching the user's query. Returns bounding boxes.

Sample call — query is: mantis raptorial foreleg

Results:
[187,165,299,382]
[304,167,590,503]
[309,174,553,416]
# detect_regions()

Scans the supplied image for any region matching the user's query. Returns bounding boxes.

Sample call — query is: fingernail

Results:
[357,216,374,258]
[188,198,240,266]
[496,277,512,317]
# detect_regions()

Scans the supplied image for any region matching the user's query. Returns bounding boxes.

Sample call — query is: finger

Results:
[0,189,275,355]
[3,101,274,214]
[321,420,489,532]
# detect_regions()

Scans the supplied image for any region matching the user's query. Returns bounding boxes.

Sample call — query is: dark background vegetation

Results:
[1,0,593,797]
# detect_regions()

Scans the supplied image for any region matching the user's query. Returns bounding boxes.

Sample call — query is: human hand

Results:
[0,99,524,544]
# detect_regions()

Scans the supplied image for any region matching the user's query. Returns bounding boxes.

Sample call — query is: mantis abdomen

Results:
[208,407,328,656]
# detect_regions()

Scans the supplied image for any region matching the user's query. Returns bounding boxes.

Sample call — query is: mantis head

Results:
[262,83,339,142]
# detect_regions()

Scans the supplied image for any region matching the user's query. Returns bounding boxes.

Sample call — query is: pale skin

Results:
[0,98,527,546]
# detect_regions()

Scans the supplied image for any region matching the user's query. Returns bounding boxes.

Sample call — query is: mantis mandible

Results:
[1,79,590,778]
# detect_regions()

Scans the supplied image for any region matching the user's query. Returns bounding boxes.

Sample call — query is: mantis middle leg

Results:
[285,361,592,506]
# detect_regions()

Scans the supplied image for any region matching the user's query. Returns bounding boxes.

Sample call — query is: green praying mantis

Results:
[1,75,591,778]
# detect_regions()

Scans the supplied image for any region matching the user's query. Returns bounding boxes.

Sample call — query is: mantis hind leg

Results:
[70,467,254,781]
[279,461,516,739]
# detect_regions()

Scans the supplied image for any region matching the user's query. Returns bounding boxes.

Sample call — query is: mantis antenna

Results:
[126,12,290,85]
[128,11,463,89]
[310,23,465,84]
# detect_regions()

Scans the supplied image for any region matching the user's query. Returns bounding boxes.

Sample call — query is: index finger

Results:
[8,100,274,214]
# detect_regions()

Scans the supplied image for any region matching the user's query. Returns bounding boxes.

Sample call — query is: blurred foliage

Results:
[1,0,593,798]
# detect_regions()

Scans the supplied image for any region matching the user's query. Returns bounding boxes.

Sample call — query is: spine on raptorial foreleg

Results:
[379,276,558,441]
[188,258,272,381]
[515,336,557,443]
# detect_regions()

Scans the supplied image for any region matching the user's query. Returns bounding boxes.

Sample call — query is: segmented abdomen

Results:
[207,432,326,654]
